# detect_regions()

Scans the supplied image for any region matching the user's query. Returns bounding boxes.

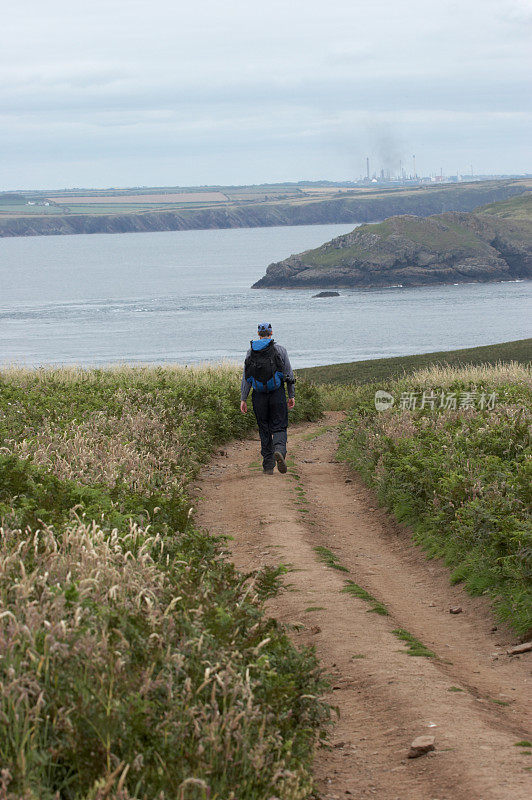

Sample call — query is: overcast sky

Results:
[1,0,531,189]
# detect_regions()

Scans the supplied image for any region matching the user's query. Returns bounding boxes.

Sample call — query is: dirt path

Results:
[196,414,531,800]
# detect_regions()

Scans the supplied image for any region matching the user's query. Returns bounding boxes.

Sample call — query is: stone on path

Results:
[408,735,436,758]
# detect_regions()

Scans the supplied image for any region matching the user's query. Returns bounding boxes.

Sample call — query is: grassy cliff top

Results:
[305,214,497,268]
[297,338,532,385]
[477,191,532,221]
[1,177,530,219]
[272,192,531,272]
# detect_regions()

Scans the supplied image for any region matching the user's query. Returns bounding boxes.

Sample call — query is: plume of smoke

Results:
[365,125,405,175]
[375,130,404,172]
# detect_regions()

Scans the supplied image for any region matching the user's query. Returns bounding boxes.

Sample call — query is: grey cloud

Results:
[2,70,530,118]
[1,0,530,187]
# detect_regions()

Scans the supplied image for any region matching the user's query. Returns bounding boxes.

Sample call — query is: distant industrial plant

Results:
[357,157,529,187]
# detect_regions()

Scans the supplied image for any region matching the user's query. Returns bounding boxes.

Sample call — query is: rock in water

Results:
[408,735,436,758]
[313,291,340,297]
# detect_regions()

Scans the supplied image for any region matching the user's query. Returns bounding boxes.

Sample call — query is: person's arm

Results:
[241,371,251,400]
[240,352,252,412]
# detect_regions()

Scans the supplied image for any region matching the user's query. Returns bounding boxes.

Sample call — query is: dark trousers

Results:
[252,386,288,470]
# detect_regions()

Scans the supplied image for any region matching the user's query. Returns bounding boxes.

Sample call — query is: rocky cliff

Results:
[0,181,527,238]
[252,194,532,289]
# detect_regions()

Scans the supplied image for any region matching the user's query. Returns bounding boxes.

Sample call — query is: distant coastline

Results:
[0,179,528,238]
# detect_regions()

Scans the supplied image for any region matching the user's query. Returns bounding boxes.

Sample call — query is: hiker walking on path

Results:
[240,322,295,475]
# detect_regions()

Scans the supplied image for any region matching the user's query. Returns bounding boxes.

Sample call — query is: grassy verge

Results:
[297,338,532,386]
[341,581,389,616]
[392,629,437,658]
[336,363,532,636]
[0,365,327,800]
[313,546,349,572]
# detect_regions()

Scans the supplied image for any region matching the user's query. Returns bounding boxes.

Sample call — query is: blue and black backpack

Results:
[245,339,284,392]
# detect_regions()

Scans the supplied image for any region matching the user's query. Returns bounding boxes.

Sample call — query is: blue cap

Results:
[258,322,272,333]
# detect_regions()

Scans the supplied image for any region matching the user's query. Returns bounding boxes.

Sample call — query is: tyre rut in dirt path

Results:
[195,414,531,800]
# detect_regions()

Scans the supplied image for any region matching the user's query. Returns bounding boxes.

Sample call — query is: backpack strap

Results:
[271,343,284,376]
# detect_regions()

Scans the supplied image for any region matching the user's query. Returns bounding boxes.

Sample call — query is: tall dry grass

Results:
[408,360,532,388]
[0,365,327,799]
[317,361,532,412]
[8,395,195,493]
[0,362,242,387]
[0,520,322,798]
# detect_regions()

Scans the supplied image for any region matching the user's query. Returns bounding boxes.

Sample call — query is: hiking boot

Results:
[263,468,274,475]
[274,451,287,474]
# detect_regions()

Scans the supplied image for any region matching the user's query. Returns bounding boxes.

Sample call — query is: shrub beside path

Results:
[196,413,532,800]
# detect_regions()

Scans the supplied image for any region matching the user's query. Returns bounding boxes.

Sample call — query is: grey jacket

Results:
[241,341,295,401]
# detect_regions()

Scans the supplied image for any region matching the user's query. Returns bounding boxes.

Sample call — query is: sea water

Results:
[1,224,530,367]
